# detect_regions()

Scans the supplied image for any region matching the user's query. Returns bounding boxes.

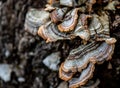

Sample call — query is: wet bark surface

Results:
[0,0,120,88]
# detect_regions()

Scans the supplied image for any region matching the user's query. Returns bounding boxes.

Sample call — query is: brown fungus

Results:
[24,8,50,35]
[37,22,75,42]
[58,8,79,32]
[69,63,95,88]
[59,42,115,87]
[50,7,68,23]
[60,42,114,73]
[24,0,118,88]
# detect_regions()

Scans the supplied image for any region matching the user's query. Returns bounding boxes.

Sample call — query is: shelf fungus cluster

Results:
[24,0,119,88]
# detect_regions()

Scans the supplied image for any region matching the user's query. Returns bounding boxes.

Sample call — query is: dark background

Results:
[0,0,120,88]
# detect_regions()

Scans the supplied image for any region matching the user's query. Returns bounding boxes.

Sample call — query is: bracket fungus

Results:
[50,7,68,23]
[24,0,119,88]
[58,8,79,32]
[24,8,50,35]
